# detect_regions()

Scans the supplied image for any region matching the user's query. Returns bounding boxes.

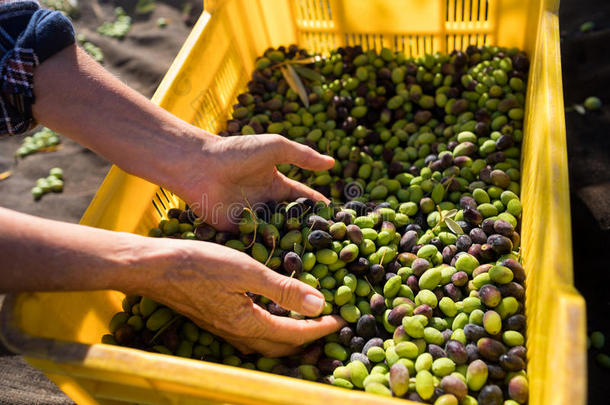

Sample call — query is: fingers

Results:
[252,306,346,345]
[271,136,334,171]
[241,266,325,317]
[273,173,331,204]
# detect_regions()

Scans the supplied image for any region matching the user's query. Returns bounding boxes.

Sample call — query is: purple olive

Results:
[356,314,378,339]
[445,340,468,365]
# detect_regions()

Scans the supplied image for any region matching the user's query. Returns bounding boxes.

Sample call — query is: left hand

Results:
[134,237,345,357]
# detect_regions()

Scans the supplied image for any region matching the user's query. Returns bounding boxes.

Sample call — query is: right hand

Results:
[136,238,345,357]
[167,133,335,232]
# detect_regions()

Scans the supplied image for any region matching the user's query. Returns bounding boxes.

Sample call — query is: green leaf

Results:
[280,65,310,108]
[292,66,325,83]
[287,56,319,65]
[444,209,458,219]
[273,56,319,69]
[444,217,464,235]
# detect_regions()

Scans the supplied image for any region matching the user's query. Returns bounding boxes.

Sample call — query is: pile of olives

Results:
[15,127,60,158]
[31,167,64,200]
[106,44,530,404]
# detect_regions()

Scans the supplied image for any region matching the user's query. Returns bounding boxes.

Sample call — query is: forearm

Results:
[31,45,215,190]
[0,207,166,294]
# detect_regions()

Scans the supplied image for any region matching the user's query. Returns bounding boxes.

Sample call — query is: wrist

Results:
[104,233,177,295]
[150,126,219,199]
[109,235,201,297]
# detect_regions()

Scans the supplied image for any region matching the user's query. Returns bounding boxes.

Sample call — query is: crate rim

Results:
[0,295,409,404]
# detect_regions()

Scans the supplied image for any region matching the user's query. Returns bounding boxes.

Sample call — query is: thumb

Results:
[273,136,335,171]
[244,265,326,317]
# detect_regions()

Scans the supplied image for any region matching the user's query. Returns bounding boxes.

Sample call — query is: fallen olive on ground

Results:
[15,127,60,159]
[32,167,64,200]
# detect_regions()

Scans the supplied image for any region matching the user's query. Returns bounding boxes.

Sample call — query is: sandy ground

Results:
[0,1,200,403]
[560,1,610,403]
[0,0,609,403]
[0,0,202,221]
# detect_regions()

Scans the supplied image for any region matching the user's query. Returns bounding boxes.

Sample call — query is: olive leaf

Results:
[444,209,458,219]
[288,56,319,64]
[444,217,464,235]
[275,56,319,67]
[292,65,325,83]
[432,206,462,235]
[280,65,310,108]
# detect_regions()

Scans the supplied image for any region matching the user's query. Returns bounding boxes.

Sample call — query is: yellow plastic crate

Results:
[0,1,585,404]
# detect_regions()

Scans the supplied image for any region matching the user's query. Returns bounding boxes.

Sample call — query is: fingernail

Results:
[303,294,324,314]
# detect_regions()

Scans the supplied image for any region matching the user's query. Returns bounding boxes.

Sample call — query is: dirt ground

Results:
[0,0,609,403]
[561,0,610,402]
[0,1,201,404]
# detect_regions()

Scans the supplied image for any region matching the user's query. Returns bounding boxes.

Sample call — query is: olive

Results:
[347,257,370,276]
[306,215,330,232]
[427,344,447,359]
[477,338,507,362]
[463,207,483,225]
[469,228,488,244]
[362,337,384,356]
[282,252,303,276]
[346,224,364,244]
[410,258,430,276]
[338,326,354,346]
[345,201,367,216]
[335,210,352,225]
[194,223,216,241]
[445,340,468,365]
[356,314,377,339]
[349,336,366,353]
[499,353,525,371]
[388,305,411,326]
[370,293,386,315]
[456,235,472,251]
[268,302,290,317]
[368,264,385,284]
[487,234,513,254]
[301,344,323,365]
[308,230,333,249]
[464,324,486,342]
[478,384,503,405]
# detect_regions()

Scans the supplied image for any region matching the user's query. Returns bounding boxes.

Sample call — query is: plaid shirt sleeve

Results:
[0,1,75,135]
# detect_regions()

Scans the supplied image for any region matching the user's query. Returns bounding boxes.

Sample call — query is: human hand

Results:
[172,134,335,231]
[137,238,345,357]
